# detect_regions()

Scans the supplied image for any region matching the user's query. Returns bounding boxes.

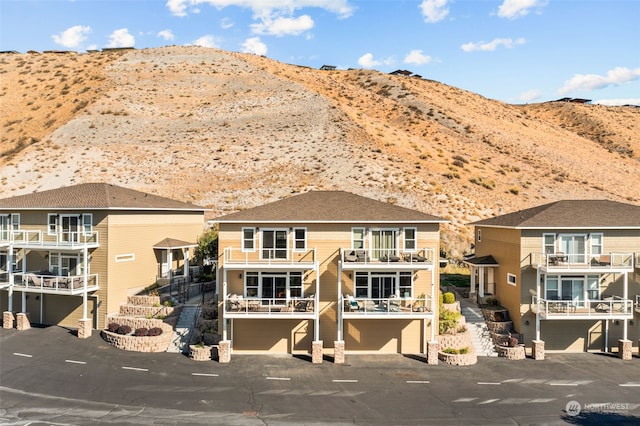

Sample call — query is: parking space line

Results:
[13,353,32,358]
[65,360,86,364]
[478,399,500,404]
[620,383,640,387]
[122,366,148,372]
[477,382,500,385]
[548,382,578,386]
[266,377,291,381]
[333,379,358,383]
[406,380,430,384]
[192,373,218,377]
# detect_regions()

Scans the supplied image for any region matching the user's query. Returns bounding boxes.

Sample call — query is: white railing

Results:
[5,229,99,248]
[532,295,633,318]
[224,295,315,315]
[341,248,435,266]
[15,272,99,292]
[223,247,316,266]
[531,252,633,270]
[341,295,432,315]
[636,295,640,312]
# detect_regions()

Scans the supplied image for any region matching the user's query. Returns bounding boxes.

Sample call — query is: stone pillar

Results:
[531,340,545,360]
[3,311,14,329]
[312,340,323,364]
[15,313,30,331]
[77,318,92,339]
[427,341,439,365]
[333,340,345,364]
[618,339,632,360]
[218,340,231,363]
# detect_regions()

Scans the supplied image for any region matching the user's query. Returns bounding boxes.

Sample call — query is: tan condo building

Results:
[214,191,447,362]
[467,200,640,356]
[0,183,205,337]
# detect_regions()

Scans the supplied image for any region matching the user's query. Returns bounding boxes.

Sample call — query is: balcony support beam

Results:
[337,259,343,342]
[536,269,541,341]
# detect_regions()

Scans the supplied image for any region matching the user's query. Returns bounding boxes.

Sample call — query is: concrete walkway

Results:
[459,296,498,357]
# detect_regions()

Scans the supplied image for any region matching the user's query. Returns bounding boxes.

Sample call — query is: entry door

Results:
[561,278,584,307]
[61,256,78,276]
[559,235,586,263]
[372,275,395,299]
[371,230,397,260]
[262,230,288,259]
[160,251,169,278]
[60,215,80,243]
[262,276,287,303]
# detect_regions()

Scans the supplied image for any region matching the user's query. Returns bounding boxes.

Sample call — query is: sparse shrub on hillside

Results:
[469,176,496,190]
[508,187,520,195]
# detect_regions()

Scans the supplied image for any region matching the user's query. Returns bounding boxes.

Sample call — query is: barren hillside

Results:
[1,46,639,257]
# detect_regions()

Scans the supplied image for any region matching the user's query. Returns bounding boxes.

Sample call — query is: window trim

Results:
[115,253,135,262]
[292,227,307,252]
[48,214,58,236]
[543,233,556,255]
[241,227,256,252]
[82,213,93,236]
[477,228,482,243]
[351,227,366,250]
[260,228,289,260]
[403,227,417,252]
[507,273,517,286]
[589,233,603,256]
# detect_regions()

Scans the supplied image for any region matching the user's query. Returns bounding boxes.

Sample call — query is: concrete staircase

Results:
[167,304,201,354]
[460,300,498,357]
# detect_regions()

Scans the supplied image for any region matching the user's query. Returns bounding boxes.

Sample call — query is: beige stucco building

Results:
[467,200,640,353]
[0,183,205,336]
[214,191,446,361]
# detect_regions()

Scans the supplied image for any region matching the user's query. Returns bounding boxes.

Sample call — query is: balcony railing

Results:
[532,295,633,319]
[636,295,640,313]
[223,295,316,316]
[341,248,435,267]
[3,229,99,248]
[341,295,433,317]
[223,247,316,267]
[531,252,633,270]
[15,272,99,293]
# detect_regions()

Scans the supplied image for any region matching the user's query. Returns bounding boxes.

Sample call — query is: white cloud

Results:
[251,14,314,36]
[558,67,640,94]
[461,37,525,52]
[358,53,380,69]
[404,49,432,65]
[107,28,135,48]
[497,0,547,20]
[242,36,267,55]
[593,98,640,107]
[158,29,175,41]
[52,25,91,48]
[419,0,449,23]
[220,17,234,29]
[166,0,354,19]
[191,35,221,48]
[518,89,541,102]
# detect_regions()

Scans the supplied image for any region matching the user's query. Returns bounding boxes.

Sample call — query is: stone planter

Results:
[442,301,460,312]
[438,350,477,366]
[189,344,212,361]
[495,344,526,360]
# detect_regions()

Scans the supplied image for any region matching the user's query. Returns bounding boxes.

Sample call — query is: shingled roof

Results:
[215,191,446,223]
[0,183,205,211]
[470,200,640,229]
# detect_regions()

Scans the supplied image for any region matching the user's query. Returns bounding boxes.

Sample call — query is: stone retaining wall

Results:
[100,322,173,352]
[438,350,477,366]
[128,295,161,306]
[105,315,167,330]
[495,344,526,360]
[486,320,513,334]
[118,305,174,318]
[437,329,472,350]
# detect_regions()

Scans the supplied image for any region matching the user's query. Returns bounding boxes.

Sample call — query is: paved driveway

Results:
[1,326,639,425]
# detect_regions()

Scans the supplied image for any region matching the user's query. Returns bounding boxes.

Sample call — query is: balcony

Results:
[532,295,633,320]
[222,247,316,270]
[341,295,433,319]
[531,252,634,272]
[341,248,435,271]
[2,229,99,249]
[14,272,99,295]
[0,271,8,289]
[636,295,640,314]
[223,295,316,319]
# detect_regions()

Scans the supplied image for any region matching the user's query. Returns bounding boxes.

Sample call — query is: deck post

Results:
[337,258,342,341]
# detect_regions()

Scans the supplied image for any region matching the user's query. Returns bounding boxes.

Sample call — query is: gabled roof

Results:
[470,200,640,229]
[0,183,205,212]
[215,191,446,224]
[153,238,197,249]
[463,255,499,266]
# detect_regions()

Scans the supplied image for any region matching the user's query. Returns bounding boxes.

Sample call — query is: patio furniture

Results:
[597,254,611,266]
[346,295,361,312]
[355,250,370,263]
[344,251,358,262]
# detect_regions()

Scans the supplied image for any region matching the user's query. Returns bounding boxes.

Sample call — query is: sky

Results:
[1,0,639,105]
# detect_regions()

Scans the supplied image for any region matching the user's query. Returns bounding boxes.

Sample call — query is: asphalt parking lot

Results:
[1,326,639,425]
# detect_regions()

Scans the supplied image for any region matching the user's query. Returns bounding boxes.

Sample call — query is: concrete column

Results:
[77,318,92,339]
[16,312,30,331]
[427,340,439,365]
[312,340,323,364]
[531,340,545,360]
[618,339,632,360]
[333,340,345,364]
[218,340,231,363]
[3,311,14,329]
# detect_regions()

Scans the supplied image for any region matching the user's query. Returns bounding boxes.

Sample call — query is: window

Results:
[370,229,398,260]
[355,272,369,298]
[48,214,58,235]
[545,276,558,300]
[399,272,413,297]
[242,228,255,252]
[49,252,83,276]
[353,271,414,299]
[543,233,555,255]
[352,227,365,249]
[590,233,603,256]
[293,228,306,251]
[244,272,303,300]
[10,214,19,230]
[290,272,303,297]
[507,273,517,286]
[403,228,417,252]
[477,229,482,243]
[0,250,17,272]
[245,272,259,297]
[82,213,93,236]
[587,275,599,300]
[558,234,587,263]
[262,229,288,259]
[115,253,135,262]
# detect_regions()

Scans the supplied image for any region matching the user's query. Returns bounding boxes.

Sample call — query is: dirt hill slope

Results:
[1,46,639,257]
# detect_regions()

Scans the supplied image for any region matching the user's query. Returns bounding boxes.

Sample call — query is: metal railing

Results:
[15,272,99,292]
[341,248,435,266]
[3,229,99,248]
[224,295,316,315]
[223,247,316,266]
[532,295,633,318]
[531,252,633,270]
[341,295,433,315]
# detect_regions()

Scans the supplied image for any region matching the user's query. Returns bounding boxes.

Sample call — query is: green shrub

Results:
[439,309,461,334]
[443,292,455,304]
